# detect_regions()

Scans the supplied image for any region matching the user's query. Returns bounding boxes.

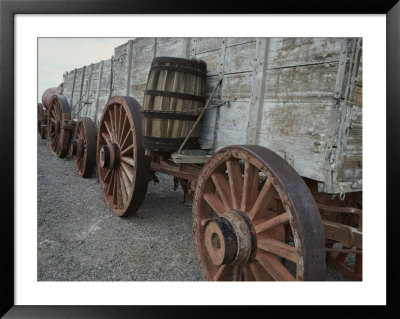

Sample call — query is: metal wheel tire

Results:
[71,117,96,178]
[97,96,149,217]
[37,103,46,139]
[47,95,71,158]
[193,145,327,281]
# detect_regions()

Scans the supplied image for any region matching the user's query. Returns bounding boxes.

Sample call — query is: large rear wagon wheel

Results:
[193,145,327,281]
[70,117,96,178]
[47,95,71,158]
[97,96,149,217]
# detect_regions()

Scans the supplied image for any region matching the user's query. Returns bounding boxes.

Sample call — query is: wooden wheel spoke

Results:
[121,161,135,181]
[249,261,274,281]
[242,266,256,281]
[103,169,112,183]
[120,144,134,156]
[120,166,133,195]
[106,170,115,196]
[241,162,259,213]
[233,266,243,281]
[213,264,233,281]
[203,192,226,216]
[248,180,275,220]
[257,250,296,281]
[121,156,136,168]
[109,107,116,140]
[115,171,124,208]
[104,120,114,141]
[112,170,118,206]
[211,172,232,211]
[255,212,289,234]
[226,160,243,210]
[119,113,128,144]
[114,104,119,142]
[258,238,298,264]
[120,129,132,150]
[119,168,129,203]
[101,132,111,145]
[117,105,123,142]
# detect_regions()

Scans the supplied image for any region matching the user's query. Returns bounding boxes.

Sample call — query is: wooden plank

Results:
[226,38,256,47]
[69,68,77,110]
[224,41,256,74]
[129,83,147,104]
[131,45,154,84]
[195,37,222,54]
[156,38,185,57]
[77,65,86,117]
[246,38,269,144]
[351,85,362,106]
[195,49,221,76]
[126,40,134,95]
[268,37,343,68]
[221,72,254,101]
[264,62,339,103]
[333,38,350,100]
[171,153,211,164]
[182,37,191,58]
[132,37,154,48]
[215,128,246,151]
[94,60,105,126]
[218,100,251,132]
[257,100,333,181]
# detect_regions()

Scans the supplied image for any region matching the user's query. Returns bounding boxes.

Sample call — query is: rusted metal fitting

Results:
[99,143,120,169]
[222,210,255,266]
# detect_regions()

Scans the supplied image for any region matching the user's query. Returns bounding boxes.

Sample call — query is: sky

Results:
[38,38,133,101]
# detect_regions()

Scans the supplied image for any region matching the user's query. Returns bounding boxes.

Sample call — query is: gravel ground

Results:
[37,136,348,281]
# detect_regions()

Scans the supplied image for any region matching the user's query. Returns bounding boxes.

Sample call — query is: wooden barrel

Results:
[142,57,206,151]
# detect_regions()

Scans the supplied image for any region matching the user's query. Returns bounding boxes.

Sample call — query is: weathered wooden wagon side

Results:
[62,37,361,195]
[50,37,362,281]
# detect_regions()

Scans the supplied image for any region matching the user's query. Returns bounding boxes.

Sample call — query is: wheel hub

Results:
[70,139,84,157]
[50,120,61,134]
[203,210,256,266]
[99,143,120,169]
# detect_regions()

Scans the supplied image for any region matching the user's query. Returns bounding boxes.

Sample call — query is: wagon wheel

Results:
[193,145,327,281]
[37,103,46,139]
[47,95,71,158]
[70,117,96,178]
[97,96,149,217]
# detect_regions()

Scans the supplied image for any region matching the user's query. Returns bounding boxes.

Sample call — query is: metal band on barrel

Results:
[151,57,207,71]
[144,90,205,103]
[150,65,206,77]
[141,110,198,121]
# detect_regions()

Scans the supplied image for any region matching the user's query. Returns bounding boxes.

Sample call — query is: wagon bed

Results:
[61,37,362,195]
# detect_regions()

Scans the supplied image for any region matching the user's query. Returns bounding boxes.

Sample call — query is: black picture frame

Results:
[1,0,399,317]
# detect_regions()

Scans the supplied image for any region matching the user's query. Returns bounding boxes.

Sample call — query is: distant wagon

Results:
[39,37,362,281]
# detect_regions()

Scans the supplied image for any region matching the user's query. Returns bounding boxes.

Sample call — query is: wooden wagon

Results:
[40,37,363,281]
